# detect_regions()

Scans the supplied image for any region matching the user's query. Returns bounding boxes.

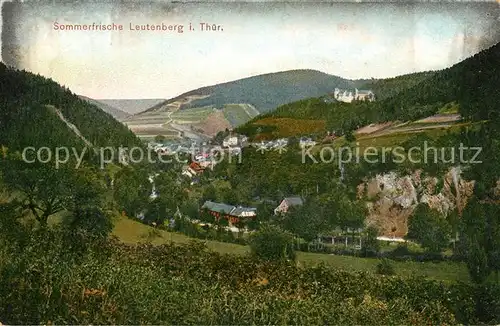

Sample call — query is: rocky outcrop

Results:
[360,167,475,237]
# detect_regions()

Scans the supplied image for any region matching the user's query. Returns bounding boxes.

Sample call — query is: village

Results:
[138,132,383,249]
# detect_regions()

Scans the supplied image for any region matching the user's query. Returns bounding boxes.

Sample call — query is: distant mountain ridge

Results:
[143,69,362,115]
[99,99,166,115]
[78,95,131,120]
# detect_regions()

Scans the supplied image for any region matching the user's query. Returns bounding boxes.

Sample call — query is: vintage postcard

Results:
[0,0,499,324]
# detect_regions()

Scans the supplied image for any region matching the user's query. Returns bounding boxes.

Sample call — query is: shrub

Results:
[391,243,412,257]
[248,224,296,262]
[376,258,396,276]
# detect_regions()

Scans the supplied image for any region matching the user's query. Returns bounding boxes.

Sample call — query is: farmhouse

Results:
[274,196,304,215]
[201,200,257,225]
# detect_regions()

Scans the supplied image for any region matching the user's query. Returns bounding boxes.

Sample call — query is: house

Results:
[356,89,375,101]
[201,200,257,225]
[182,162,204,178]
[223,134,249,148]
[299,137,316,148]
[274,196,304,215]
[223,136,239,147]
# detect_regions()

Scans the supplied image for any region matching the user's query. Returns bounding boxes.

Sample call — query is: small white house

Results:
[299,137,316,148]
[223,136,239,147]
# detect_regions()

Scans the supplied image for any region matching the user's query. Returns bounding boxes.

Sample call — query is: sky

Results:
[1,1,499,99]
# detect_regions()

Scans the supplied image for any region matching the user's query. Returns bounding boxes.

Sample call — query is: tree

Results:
[179,201,200,220]
[62,206,113,255]
[406,203,451,253]
[249,224,296,262]
[362,225,380,257]
[154,134,166,143]
[1,155,104,227]
[319,189,365,233]
[460,197,500,284]
[234,217,247,239]
[155,171,184,212]
[280,204,324,243]
[113,167,151,217]
[202,185,217,202]
[344,130,356,142]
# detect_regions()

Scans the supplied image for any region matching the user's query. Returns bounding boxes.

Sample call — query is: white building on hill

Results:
[334,88,375,103]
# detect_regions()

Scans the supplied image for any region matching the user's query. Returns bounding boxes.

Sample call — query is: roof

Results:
[231,206,257,216]
[201,201,235,214]
[189,162,203,171]
[357,90,373,95]
[201,201,257,216]
[284,196,304,206]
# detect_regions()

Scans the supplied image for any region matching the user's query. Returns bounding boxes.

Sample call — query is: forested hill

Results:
[379,42,500,122]
[357,71,436,101]
[0,62,141,151]
[144,69,359,114]
[237,42,500,136]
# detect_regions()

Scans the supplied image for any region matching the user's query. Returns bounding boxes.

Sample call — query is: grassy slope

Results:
[222,104,256,127]
[112,216,469,283]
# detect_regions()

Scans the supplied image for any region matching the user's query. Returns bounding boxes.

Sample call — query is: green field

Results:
[222,104,259,127]
[170,106,215,123]
[112,216,469,283]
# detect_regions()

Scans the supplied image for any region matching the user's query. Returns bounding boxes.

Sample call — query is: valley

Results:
[1,41,500,325]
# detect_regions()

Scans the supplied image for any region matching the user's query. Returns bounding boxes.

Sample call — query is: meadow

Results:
[112,216,470,283]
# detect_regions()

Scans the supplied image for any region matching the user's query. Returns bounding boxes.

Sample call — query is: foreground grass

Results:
[113,216,249,255]
[112,216,470,283]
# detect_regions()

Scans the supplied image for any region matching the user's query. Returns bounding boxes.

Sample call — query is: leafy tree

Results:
[113,167,151,217]
[179,201,200,220]
[61,206,113,256]
[143,198,171,225]
[234,217,247,239]
[249,223,296,262]
[344,130,356,142]
[202,185,217,202]
[279,204,324,242]
[155,171,185,211]
[0,156,104,227]
[460,197,500,284]
[362,225,380,257]
[154,134,166,143]
[406,203,451,253]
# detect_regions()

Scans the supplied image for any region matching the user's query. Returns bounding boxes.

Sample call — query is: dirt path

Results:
[47,105,94,148]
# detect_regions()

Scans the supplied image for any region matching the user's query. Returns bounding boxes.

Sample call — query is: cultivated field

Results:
[222,104,260,126]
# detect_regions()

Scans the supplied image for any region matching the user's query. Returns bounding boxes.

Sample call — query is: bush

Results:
[1,225,500,325]
[391,243,412,257]
[376,258,396,276]
[248,224,296,262]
